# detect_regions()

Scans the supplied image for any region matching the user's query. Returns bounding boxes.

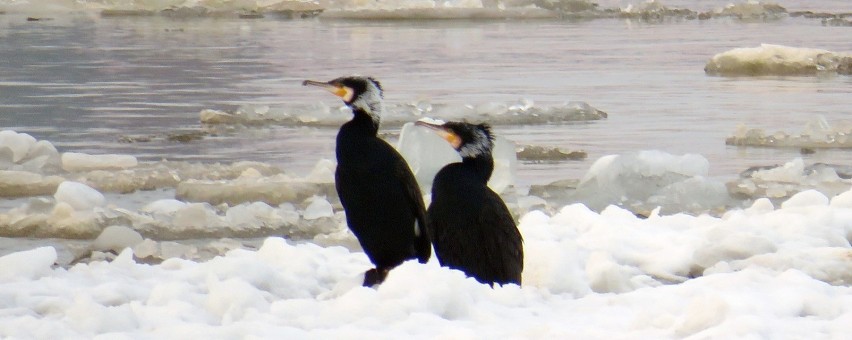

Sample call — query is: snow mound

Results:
[705,44,852,76]
[727,116,852,149]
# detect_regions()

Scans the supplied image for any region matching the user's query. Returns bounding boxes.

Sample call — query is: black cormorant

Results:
[415,120,523,286]
[303,76,430,286]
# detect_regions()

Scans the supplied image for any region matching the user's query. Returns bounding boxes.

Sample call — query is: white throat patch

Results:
[350,82,383,128]
[459,128,492,158]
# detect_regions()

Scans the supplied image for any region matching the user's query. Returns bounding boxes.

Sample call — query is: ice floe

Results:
[727,116,852,149]
[200,99,608,128]
[705,44,852,76]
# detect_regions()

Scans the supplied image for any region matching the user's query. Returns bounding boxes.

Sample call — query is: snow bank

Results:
[1,189,851,337]
[200,99,607,128]
[705,44,852,76]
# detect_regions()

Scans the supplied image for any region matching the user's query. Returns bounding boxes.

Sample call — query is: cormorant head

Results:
[415,120,495,159]
[303,76,384,126]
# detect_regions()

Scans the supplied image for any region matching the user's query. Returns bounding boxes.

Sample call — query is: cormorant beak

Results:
[415,121,462,150]
[302,80,355,102]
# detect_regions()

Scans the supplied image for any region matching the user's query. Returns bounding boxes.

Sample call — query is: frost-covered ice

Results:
[705,44,852,76]
[530,150,735,215]
[729,158,852,203]
[1,189,851,338]
[200,99,607,128]
[531,150,852,215]
[727,116,852,149]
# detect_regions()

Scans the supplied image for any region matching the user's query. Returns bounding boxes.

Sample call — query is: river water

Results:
[1,4,851,189]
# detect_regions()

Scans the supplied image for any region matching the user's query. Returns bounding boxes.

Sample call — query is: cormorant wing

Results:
[391,150,432,264]
[477,190,524,285]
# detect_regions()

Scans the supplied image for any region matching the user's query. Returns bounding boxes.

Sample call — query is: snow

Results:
[1,190,851,337]
[0,130,851,338]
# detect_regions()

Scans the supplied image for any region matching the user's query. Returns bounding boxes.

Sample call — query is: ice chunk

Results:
[572,151,729,214]
[141,199,188,217]
[781,190,829,208]
[175,174,337,206]
[200,99,606,129]
[489,135,518,194]
[62,152,138,172]
[304,158,336,183]
[303,196,334,220]
[54,181,105,211]
[726,116,852,149]
[396,122,461,191]
[397,122,517,194]
[0,130,37,163]
[0,247,57,281]
[0,170,64,198]
[619,0,697,21]
[516,145,587,161]
[705,44,851,76]
[728,159,852,203]
[69,160,283,195]
[92,225,144,253]
[716,1,786,20]
[172,203,223,230]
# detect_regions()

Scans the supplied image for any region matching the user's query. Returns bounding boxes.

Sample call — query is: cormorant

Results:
[303,76,430,287]
[415,120,523,286]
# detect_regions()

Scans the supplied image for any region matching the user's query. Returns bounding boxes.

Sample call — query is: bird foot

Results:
[362,268,389,287]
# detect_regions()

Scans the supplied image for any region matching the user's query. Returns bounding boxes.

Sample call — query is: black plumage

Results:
[303,76,430,287]
[416,121,523,286]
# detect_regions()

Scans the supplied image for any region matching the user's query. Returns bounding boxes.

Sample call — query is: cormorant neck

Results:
[350,107,380,135]
[349,99,382,131]
[462,154,494,183]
